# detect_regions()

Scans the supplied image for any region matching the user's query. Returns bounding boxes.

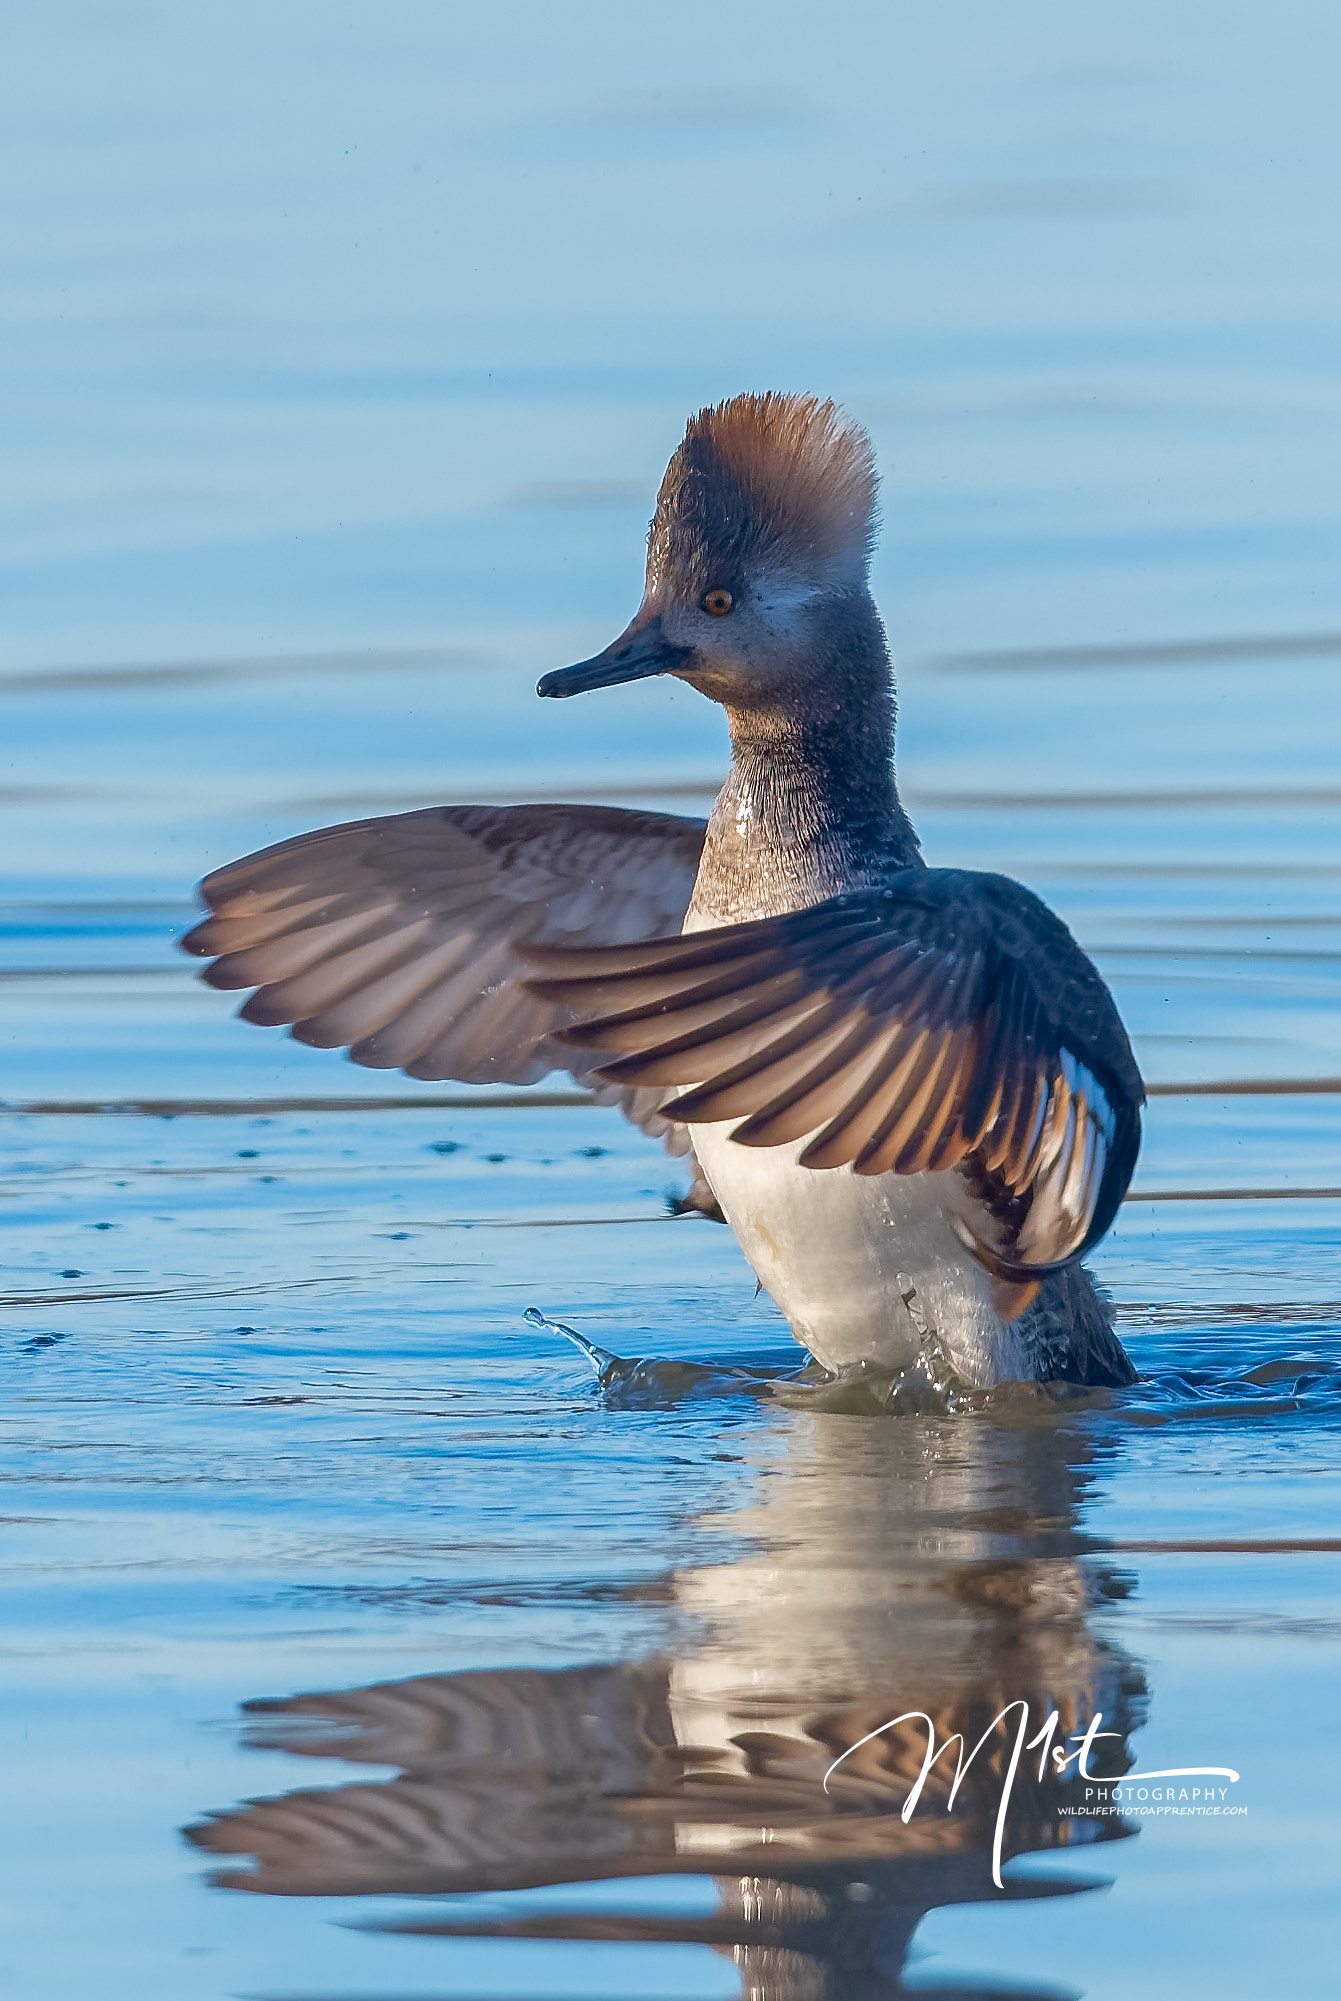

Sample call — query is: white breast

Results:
[689,1118,1027,1389]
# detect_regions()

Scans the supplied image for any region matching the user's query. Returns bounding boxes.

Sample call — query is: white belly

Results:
[690,1119,1028,1389]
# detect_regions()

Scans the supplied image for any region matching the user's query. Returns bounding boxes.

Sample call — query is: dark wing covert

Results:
[523,869,1144,1279]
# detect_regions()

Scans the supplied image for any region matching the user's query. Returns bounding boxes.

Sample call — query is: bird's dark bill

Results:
[536,615,691,698]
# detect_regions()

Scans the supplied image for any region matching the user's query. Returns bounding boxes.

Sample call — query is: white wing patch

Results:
[1013,1048,1116,1266]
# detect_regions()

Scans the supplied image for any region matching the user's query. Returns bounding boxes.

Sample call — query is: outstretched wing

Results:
[181,803,706,1145]
[523,869,1144,1279]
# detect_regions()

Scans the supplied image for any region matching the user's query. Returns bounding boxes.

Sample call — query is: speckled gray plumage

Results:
[1018,1266,1136,1387]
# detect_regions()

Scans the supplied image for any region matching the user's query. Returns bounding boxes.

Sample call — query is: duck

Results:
[182,392,1142,1390]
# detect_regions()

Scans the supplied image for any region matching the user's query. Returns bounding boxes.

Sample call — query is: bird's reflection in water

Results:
[190,1403,1146,1999]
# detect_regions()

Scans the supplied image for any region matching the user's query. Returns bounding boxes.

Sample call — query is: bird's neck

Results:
[688,612,922,928]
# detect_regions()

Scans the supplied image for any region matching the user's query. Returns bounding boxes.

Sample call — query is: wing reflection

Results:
[189,1410,1144,1996]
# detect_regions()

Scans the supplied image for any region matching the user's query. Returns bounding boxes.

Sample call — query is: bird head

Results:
[538,392,880,714]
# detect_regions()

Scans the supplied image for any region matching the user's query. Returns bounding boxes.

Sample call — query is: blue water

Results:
[2,5,1340,1998]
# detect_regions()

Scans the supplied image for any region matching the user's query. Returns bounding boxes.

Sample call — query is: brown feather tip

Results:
[990,1275,1044,1323]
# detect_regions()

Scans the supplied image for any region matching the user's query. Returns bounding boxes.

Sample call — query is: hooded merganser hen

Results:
[183,393,1141,1389]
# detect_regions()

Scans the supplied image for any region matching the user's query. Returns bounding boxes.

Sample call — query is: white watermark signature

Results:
[1060,1788,1244,1819]
[823,1703,1240,1887]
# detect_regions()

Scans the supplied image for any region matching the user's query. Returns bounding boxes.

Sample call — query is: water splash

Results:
[523,1305,614,1374]
[525,1308,1341,1424]
[525,1306,1001,1415]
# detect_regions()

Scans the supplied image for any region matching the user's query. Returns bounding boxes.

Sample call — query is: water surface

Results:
[3,6,1340,1998]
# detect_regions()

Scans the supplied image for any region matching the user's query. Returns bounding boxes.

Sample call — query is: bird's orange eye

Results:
[702,588,733,616]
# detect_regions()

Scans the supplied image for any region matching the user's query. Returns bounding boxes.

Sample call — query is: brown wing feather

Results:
[795,1026,934,1168]
[854,1027,958,1176]
[727,1015,892,1148]
[521,872,1144,1279]
[182,803,707,1143]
